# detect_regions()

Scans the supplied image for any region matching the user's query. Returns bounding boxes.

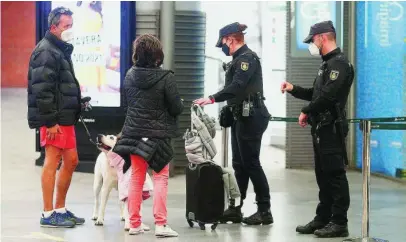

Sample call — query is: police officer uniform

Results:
[287,21,354,238]
[210,22,273,225]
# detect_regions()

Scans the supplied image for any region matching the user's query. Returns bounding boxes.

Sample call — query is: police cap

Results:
[303,20,336,44]
[215,22,246,48]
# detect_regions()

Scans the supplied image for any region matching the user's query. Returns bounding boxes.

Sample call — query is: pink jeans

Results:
[129,154,169,228]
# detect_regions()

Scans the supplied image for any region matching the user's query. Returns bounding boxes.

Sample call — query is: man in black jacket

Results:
[27,7,85,228]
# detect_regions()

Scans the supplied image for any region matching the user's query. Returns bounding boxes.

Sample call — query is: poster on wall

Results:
[295,1,336,50]
[355,1,406,178]
[51,1,121,107]
[290,1,342,57]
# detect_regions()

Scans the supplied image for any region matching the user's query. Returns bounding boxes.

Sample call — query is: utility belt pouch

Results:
[242,95,252,117]
[219,105,234,128]
[242,101,250,117]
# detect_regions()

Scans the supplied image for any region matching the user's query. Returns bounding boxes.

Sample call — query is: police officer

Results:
[281,20,354,238]
[194,22,273,225]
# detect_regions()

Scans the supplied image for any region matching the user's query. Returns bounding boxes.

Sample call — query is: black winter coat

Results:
[113,66,184,173]
[27,31,81,129]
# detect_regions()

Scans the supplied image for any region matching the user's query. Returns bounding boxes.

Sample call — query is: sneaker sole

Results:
[129,231,144,235]
[40,224,75,228]
[155,233,179,238]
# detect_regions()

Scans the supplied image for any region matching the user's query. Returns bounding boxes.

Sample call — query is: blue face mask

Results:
[222,43,231,56]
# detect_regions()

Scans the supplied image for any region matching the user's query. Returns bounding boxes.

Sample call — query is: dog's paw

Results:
[94,220,104,226]
[91,216,98,221]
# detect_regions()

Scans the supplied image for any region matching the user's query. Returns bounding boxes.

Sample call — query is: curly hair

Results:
[132,34,164,68]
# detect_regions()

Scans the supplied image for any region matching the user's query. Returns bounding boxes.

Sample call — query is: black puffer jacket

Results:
[113,66,184,173]
[121,66,184,138]
[27,31,81,129]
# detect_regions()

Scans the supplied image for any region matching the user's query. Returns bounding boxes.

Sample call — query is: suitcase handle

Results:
[188,163,198,170]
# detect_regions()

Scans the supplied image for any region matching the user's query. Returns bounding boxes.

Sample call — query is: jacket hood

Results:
[127,67,173,89]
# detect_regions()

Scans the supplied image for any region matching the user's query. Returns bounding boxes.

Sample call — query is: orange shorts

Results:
[40,125,77,150]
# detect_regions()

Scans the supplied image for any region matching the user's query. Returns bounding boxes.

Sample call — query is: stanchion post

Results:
[221,127,229,168]
[362,120,371,238]
[343,120,388,242]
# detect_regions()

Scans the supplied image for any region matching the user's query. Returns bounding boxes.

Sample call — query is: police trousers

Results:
[312,123,350,225]
[231,106,271,212]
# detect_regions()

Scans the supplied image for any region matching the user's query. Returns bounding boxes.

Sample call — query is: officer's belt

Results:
[241,93,265,108]
[309,111,343,127]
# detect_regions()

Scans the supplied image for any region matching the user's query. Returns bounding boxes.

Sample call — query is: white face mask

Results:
[308,43,320,57]
[61,28,74,43]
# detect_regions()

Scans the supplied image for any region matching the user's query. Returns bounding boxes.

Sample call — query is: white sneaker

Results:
[129,226,144,235]
[125,223,149,232]
[155,224,178,237]
[141,223,150,231]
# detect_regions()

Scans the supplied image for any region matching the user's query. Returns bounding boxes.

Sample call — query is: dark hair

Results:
[228,23,248,43]
[132,34,164,68]
[48,7,73,27]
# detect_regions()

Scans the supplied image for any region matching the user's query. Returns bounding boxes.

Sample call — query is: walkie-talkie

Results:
[242,96,251,117]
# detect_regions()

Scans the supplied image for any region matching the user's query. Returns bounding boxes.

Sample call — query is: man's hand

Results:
[281,81,293,94]
[81,96,92,112]
[46,124,62,140]
[298,112,308,127]
[193,97,214,107]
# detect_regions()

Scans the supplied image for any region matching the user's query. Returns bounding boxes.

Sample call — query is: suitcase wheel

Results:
[211,223,218,230]
[187,220,194,228]
[198,222,205,230]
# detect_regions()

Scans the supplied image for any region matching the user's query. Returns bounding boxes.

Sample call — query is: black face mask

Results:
[222,43,231,56]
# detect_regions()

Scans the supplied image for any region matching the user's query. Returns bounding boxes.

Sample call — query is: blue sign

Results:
[295,1,337,50]
[355,1,406,177]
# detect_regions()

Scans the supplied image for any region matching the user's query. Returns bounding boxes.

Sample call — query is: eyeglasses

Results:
[49,7,73,26]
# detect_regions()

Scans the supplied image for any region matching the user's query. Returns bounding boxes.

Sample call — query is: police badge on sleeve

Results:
[329,70,339,80]
[241,62,249,71]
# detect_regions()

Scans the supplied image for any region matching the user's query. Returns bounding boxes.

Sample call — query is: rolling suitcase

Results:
[185,162,224,230]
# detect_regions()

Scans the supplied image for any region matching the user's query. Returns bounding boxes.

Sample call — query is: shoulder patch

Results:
[241,62,249,71]
[329,70,339,81]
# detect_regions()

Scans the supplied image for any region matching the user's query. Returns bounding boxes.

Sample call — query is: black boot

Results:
[242,210,273,225]
[296,219,328,234]
[219,200,243,224]
[314,222,349,238]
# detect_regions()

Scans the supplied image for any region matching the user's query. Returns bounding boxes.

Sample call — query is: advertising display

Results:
[295,1,336,50]
[51,1,121,107]
[355,1,406,177]
[290,1,342,57]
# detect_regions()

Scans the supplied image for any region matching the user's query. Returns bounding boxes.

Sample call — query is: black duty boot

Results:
[242,210,273,225]
[296,219,328,234]
[314,222,349,238]
[219,206,243,224]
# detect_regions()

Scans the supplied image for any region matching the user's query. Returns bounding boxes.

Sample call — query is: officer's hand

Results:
[281,81,293,93]
[193,98,214,107]
[298,112,308,127]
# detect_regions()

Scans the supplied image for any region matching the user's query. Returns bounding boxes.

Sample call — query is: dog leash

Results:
[79,97,98,146]
[79,115,98,146]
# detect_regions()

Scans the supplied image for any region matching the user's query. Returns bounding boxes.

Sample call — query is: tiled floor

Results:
[1,88,405,242]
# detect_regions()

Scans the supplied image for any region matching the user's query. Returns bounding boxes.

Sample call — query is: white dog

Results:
[92,134,153,231]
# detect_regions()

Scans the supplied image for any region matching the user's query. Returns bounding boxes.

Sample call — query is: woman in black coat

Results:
[113,34,184,237]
